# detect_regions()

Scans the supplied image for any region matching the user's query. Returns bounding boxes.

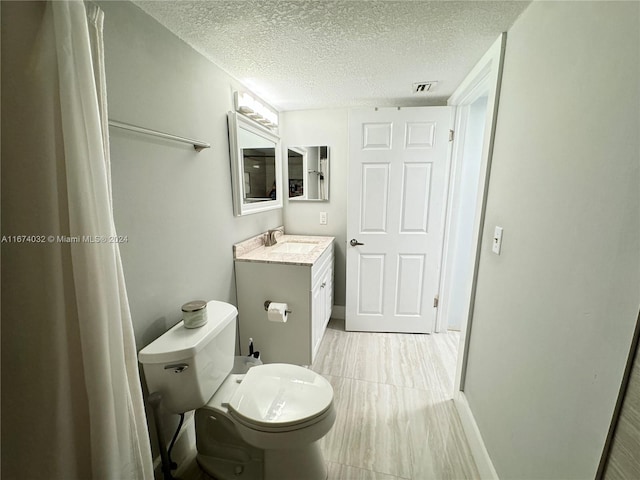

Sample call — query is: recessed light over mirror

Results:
[234,91,279,128]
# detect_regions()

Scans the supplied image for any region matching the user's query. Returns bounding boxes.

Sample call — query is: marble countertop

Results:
[233,230,334,266]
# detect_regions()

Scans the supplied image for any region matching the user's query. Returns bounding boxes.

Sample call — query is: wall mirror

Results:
[287,146,330,201]
[228,112,282,216]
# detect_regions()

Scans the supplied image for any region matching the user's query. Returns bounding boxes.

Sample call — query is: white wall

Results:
[463,2,640,478]
[99,2,289,462]
[99,1,283,349]
[280,109,349,307]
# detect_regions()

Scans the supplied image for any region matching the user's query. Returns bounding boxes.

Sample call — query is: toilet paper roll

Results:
[267,302,289,323]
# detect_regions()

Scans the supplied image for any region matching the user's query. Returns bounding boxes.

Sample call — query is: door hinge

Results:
[449,130,454,142]
[433,295,439,308]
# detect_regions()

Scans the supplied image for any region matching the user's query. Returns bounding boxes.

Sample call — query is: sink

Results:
[271,242,318,254]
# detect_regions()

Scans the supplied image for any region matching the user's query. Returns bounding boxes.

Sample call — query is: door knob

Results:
[350,239,365,247]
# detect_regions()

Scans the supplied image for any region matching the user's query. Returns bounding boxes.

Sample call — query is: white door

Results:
[346,107,453,333]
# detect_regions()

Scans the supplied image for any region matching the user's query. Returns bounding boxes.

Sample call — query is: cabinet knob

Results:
[321,282,326,288]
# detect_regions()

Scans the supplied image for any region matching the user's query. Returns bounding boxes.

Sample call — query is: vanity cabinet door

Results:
[311,280,325,358]
[324,263,333,325]
[311,257,333,360]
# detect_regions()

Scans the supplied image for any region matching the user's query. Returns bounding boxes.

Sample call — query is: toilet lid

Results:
[228,363,333,428]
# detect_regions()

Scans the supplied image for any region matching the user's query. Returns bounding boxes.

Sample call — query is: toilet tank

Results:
[138,301,237,413]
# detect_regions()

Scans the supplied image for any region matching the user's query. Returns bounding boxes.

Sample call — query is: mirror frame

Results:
[228,111,283,216]
[287,145,330,202]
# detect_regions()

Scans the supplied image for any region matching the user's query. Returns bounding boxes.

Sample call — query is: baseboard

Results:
[332,305,345,319]
[454,391,499,480]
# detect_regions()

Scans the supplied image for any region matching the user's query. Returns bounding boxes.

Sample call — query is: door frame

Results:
[437,33,507,393]
[436,96,488,334]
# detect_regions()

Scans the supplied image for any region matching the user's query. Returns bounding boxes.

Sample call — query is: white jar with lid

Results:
[182,300,208,329]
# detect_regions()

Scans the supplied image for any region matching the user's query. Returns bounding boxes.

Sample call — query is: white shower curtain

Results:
[35,2,153,477]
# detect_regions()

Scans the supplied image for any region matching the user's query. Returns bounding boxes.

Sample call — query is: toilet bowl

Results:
[138,300,335,480]
[199,364,335,480]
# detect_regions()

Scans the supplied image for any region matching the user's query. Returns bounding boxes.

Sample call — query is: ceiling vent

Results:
[413,81,438,94]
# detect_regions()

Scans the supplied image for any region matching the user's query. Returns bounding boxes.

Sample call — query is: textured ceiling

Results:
[133,1,530,111]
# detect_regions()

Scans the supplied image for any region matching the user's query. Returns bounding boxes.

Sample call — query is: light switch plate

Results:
[320,212,327,225]
[492,226,503,255]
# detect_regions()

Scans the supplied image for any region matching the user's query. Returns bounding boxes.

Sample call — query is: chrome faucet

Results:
[264,229,280,247]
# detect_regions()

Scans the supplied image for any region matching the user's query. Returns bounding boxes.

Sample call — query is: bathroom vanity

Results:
[234,232,334,365]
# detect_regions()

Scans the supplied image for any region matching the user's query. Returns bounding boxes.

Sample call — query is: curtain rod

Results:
[108,119,210,152]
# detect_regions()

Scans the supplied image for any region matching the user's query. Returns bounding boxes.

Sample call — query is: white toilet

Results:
[138,300,335,480]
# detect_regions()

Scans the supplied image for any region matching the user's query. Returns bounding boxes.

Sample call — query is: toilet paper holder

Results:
[264,300,292,315]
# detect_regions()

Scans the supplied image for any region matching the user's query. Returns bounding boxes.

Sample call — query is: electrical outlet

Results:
[320,212,327,225]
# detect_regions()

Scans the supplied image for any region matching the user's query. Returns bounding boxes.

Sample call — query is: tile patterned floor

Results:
[312,319,478,480]
[178,318,479,480]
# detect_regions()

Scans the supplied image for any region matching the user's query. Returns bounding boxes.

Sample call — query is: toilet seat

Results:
[228,363,333,431]
[230,402,334,434]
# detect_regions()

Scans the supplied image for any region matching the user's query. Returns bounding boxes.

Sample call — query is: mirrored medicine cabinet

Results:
[287,146,330,201]
[228,111,283,216]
